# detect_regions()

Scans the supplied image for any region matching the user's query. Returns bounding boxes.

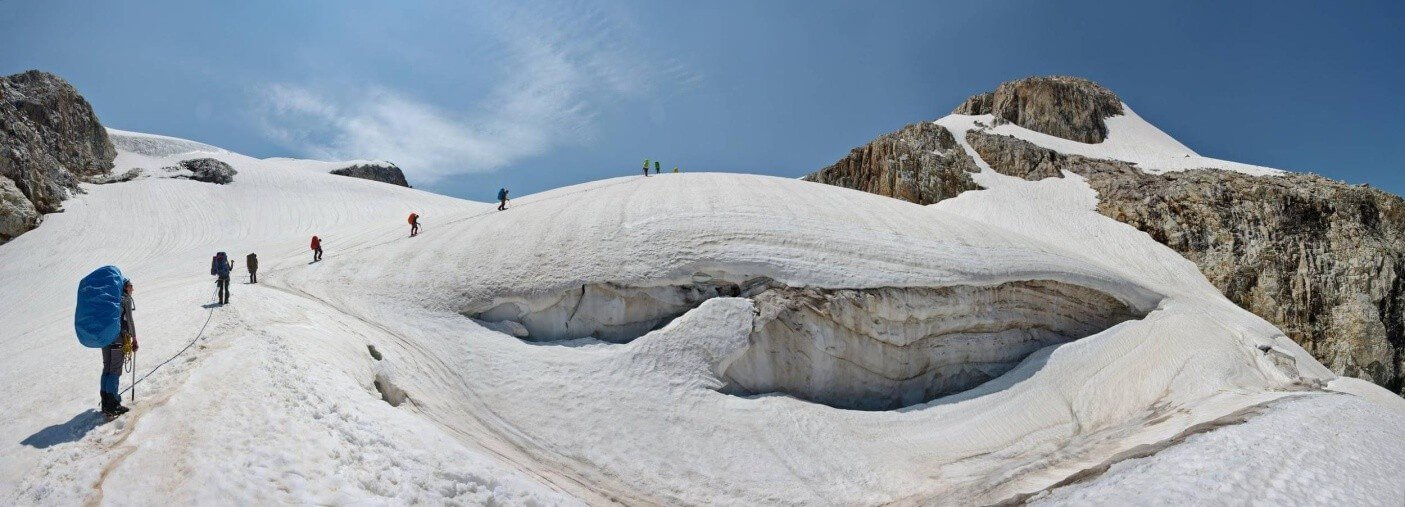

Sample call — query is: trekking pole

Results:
[131,350,136,403]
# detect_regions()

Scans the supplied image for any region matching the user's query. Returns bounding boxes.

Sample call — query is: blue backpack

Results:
[75,266,127,348]
[211,252,230,277]
[497,188,507,200]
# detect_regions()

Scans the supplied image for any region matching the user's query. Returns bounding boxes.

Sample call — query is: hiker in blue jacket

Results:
[101,280,137,416]
[497,187,510,211]
[212,252,233,304]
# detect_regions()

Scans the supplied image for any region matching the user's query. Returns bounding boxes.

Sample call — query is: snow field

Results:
[0,122,1401,506]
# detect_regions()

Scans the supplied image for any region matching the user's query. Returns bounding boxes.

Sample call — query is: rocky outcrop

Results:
[802,122,980,205]
[952,92,994,116]
[952,76,1124,143]
[330,163,410,187]
[176,158,236,184]
[966,131,1405,394]
[0,70,116,243]
[805,76,1405,395]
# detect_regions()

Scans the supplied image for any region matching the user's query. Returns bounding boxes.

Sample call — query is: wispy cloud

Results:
[253,2,690,184]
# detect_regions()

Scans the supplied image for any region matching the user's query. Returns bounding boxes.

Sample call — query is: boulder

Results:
[330,163,410,187]
[177,158,236,184]
[0,176,40,242]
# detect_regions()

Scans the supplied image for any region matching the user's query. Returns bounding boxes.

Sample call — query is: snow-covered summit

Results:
[1,129,1403,505]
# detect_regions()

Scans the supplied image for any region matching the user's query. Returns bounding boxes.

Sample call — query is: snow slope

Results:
[1,128,1401,505]
[946,104,1285,176]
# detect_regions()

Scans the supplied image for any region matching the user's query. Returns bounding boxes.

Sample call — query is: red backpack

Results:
[408,213,418,224]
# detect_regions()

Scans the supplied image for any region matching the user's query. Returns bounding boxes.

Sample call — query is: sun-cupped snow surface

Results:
[945,104,1285,176]
[1,128,1401,505]
[1030,392,1405,505]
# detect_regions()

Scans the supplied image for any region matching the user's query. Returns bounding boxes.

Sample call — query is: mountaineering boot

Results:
[112,398,129,415]
[101,392,118,417]
[109,392,129,415]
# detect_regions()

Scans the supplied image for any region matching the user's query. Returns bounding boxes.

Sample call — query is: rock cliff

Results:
[952,75,1123,143]
[805,76,1405,395]
[802,122,980,205]
[0,70,116,243]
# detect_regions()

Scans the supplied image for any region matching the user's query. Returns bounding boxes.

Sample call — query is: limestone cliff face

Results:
[806,76,1405,395]
[966,131,1404,393]
[0,70,116,242]
[330,163,410,188]
[952,76,1124,143]
[802,122,980,205]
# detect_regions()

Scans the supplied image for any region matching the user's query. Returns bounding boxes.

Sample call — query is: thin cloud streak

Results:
[253,2,688,184]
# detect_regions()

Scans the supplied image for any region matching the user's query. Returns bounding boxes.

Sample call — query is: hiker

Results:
[246,253,258,283]
[101,280,137,416]
[497,188,510,211]
[654,161,660,174]
[409,212,420,236]
[212,252,233,304]
[643,159,650,177]
[311,235,323,262]
[672,166,678,173]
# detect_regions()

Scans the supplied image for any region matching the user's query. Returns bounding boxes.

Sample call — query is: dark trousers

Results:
[249,270,257,284]
[217,277,230,303]
[411,223,419,235]
[498,199,507,210]
[101,344,123,394]
[314,248,323,261]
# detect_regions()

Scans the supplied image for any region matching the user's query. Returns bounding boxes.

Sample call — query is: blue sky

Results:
[2,1,1401,199]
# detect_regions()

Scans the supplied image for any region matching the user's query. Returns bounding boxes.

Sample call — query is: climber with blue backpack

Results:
[212,252,233,305]
[76,266,138,417]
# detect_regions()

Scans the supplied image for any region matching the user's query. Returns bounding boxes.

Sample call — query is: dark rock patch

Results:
[89,168,143,185]
[330,163,410,187]
[176,158,236,184]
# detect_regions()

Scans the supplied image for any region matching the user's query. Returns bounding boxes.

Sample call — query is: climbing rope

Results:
[114,177,642,397]
[118,285,218,396]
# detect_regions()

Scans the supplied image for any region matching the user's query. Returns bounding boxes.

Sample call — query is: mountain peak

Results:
[952,75,1124,143]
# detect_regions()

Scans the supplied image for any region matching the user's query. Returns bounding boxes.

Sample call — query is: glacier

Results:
[0,125,1401,505]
